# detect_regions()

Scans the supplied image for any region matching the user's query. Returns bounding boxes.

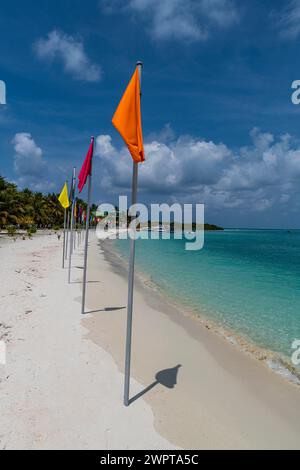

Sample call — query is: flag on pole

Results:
[74,199,78,219]
[58,182,70,209]
[68,167,76,283]
[78,138,94,193]
[69,175,76,204]
[112,62,144,407]
[112,67,145,163]
[80,137,94,316]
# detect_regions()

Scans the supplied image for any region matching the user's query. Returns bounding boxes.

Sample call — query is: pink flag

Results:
[78,137,94,193]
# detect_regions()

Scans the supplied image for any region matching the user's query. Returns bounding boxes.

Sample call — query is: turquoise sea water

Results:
[115,230,300,372]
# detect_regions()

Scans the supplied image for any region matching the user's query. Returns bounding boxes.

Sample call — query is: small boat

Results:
[151,225,169,233]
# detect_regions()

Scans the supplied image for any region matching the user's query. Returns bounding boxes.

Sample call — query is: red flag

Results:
[78,137,94,193]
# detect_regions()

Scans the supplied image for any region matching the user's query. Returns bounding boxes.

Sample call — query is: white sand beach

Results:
[0,234,174,450]
[1,233,300,450]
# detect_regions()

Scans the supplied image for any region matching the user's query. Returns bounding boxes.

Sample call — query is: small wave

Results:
[103,239,300,388]
[266,359,300,385]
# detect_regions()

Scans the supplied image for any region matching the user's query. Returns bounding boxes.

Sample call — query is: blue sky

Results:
[1,0,300,228]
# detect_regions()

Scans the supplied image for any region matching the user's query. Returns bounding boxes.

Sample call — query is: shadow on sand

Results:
[83,306,126,315]
[71,280,100,285]
[129,364,182,405]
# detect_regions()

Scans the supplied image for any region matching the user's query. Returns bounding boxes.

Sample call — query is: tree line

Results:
[0,176,92,230]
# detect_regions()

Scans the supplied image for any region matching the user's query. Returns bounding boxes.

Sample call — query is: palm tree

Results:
[0,175,95,230]
[0,178,24,227]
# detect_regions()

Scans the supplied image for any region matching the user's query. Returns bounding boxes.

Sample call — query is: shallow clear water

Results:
[115,230,300,369]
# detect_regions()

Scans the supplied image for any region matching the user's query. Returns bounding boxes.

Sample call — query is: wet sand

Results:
[83,238,300,449]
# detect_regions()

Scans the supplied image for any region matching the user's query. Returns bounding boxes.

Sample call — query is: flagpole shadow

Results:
[129,364,182,406]
[71,280,100,284]
[82,306,126,315]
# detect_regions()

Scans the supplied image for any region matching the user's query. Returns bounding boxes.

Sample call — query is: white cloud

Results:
[276,0,300,39]
[12,133,58,191]
[199,0,239,27]
[34,30,101,81]
[95,126,300,214]
[11,126,300,218]
[102,0,239,41]
[13,133,45,177]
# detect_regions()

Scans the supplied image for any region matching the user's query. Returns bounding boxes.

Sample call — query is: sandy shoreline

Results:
[83,238,300,449]
[0,235,174,450]
[1,233,300,449]
[101,240,300,386]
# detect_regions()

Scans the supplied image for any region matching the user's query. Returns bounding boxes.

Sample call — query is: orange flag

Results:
[112,67,145,163]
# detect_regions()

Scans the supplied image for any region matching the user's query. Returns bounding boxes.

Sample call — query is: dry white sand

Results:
[2,233,300,450]
[0,234,174,450]
[83,238,300,450]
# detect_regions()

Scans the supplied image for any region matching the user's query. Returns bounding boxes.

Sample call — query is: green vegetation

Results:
[0,176,64,229]
[202,223,224,231]
[26,225,37,237]
[7,225,17,237]
[0,176,88,232]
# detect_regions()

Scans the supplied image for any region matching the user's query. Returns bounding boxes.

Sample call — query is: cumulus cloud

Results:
[95,126,300,214]
[34,30,101,81]
[13,133,45,177]
[275,0,300,39]
[12,133,56,191]
[11,127,300,219]
[101,0,239,41]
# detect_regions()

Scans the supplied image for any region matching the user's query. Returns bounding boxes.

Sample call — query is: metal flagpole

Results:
[81,137,94,315]
[66,169,74,261]
[124,61,142,407]
[72,218,75,251]
[68,167,76,284]
[65,210,70,260]
[62,179,69,267]
[62,207,67,268]
[73,199,76,253]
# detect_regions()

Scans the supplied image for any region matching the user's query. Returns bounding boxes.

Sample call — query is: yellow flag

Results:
[58,182,70,209]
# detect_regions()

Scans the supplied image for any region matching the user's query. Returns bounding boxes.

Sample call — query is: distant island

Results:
[136,221,224,232]
[203,223,224,231]
[169,222,224,232]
